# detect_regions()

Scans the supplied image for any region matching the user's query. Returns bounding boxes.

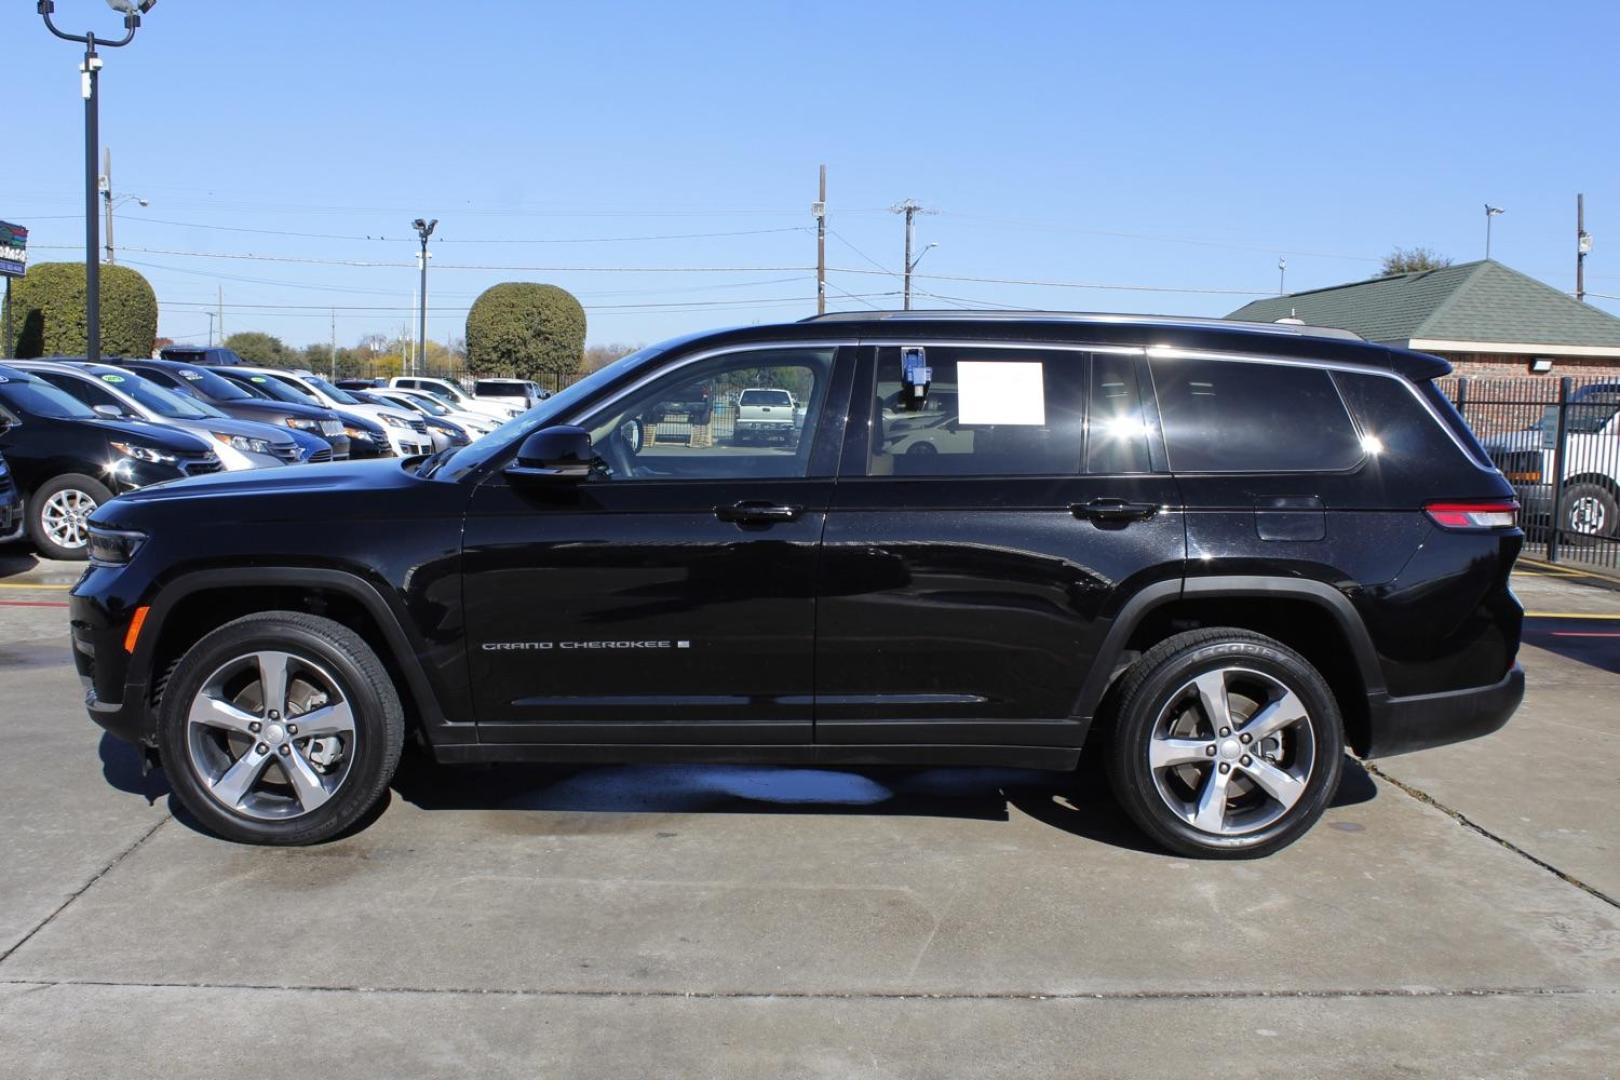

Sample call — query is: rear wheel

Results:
[27,473,113,561]
[158,612,404,845]
[1106,629,1344,858]
[1562,482,1617,544]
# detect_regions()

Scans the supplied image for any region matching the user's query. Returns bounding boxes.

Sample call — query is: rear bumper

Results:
[1363,665,1525,759]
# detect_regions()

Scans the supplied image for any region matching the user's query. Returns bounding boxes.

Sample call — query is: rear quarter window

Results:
[1150,357,1362,472]
[1336,371,1479,468]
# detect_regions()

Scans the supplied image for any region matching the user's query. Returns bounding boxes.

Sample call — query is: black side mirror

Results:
[506,425,593,483]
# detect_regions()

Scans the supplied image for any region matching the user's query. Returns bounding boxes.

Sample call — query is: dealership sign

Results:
[0,222,26,278]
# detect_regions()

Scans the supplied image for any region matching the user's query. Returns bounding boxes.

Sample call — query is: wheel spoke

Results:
[188,692,261,736]
[292,701,354,739]
[1241,758,1306,810]
[1149,737,1212,770]
[257,652,292,718]
[210,745,273,808]
[279,745,332,813]
[1193,670,1232,733]
[1238,689,1308,742]
[1192,765,1232,833]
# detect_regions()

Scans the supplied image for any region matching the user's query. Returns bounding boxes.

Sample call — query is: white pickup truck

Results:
[734,388,798,445]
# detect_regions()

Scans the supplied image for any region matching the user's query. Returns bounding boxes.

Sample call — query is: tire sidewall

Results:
[158,616,401,844]
[1111,638,1345,858]
[1563,483,1617,540]
[28,473,114,561]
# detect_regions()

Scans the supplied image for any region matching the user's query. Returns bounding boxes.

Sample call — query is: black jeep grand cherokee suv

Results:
[71,314,1524,856]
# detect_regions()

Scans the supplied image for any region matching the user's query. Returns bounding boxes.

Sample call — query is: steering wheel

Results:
[599,427,639,479]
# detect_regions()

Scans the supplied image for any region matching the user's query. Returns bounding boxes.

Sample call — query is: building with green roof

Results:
[1227,260,1620,377]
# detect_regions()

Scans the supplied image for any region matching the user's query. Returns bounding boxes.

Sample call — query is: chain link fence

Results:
[1438,375,1620,569]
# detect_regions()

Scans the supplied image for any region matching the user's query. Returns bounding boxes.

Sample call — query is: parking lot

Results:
[0,549,1615,1078]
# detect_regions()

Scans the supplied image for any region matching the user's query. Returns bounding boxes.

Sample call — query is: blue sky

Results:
[8,0,1619,350]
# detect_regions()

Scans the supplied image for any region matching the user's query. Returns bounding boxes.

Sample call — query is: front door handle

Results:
[1071,498,1160,523]
[714,500,803,524]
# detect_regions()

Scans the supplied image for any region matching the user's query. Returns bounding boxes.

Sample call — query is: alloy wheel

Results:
[185,650,358,821]
[1147,666,1317,837]
[41,488,98,550]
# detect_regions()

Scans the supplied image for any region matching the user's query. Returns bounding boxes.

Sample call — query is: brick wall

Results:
[1435,351,1620,379]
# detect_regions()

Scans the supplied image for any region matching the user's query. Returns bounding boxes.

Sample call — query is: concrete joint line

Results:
[1364,762,1620,911]
[0,977,1613,1004]
[0,817,169,968]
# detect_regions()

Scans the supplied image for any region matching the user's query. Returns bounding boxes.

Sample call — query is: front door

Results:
[463,344,852,746]
[815,343,1186,748]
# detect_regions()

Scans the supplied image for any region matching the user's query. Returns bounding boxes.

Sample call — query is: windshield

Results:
[417,379,470,405]
[396,393,449,416]
[432,344,664,479]
[305,374,362,405]
[0,373,98,419]
[229,372,320,405]
[103,373,224,419]
[162,365,254,401]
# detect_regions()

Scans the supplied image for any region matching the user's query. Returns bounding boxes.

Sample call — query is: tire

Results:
[27,473,114,561]
[905,441,938,455]
[1105,628,1344,859]
[157,612,405,845]
[1561,482,1618,544]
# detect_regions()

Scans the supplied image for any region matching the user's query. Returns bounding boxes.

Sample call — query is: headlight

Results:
[110,441,178,465]
[344,426,375,440]
[87,525,146,567]
[215,432,272,455]
[379,413,410,429]
[285,417,320,432]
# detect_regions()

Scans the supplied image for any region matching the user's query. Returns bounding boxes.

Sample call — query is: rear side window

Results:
[1151,357,1361,472]
[1336,371,1476,467]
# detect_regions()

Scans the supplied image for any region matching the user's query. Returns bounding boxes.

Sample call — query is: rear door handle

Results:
[1071,498,1160,523]
[714,500,803,524]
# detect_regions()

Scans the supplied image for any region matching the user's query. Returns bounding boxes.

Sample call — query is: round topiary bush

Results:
[465,282,585,382]
[7,261,158,359]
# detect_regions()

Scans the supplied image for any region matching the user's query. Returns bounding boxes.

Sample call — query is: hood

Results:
[335,409,387,436]
[185,415,300,449]
[218,397,340,423]
[106,457,416,509]
[87,416,216,454]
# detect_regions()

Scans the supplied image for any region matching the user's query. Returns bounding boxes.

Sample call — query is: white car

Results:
[378,386,500,436]
[390,376,521,422]
[473,378,547,412]
[237,367,433,457]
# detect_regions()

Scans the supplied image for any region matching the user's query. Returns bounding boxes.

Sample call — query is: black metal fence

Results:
[1438,375,1620,569]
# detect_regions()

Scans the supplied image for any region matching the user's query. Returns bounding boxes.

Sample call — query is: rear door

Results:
[814,342,1185,749]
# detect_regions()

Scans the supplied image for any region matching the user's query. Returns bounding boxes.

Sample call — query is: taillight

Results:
[1424,499,1519,530]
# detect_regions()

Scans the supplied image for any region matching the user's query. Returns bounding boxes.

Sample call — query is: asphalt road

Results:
[0,550,1616,1078]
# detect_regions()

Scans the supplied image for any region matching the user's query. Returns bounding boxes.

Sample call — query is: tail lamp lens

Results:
[1424,500,1519,530]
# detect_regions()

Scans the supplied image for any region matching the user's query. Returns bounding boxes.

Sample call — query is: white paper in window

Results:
[956,361,1046,425]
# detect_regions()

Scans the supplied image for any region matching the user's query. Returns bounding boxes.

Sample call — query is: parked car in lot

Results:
[14,360,302,471]
[0,450,19,543]
[1480,383,1620,541]
[158,345,250,367]
[390,375,522,422]
[232,367,432,457]
[639,382,712,427]
[349,389,471,452]
[214,369,392,459]
[473,378,547,412]
[370,386,499,439]
[73,313,1524,855]
[118,359,351,462]
[733,387,798,445]
[0,364,221,559]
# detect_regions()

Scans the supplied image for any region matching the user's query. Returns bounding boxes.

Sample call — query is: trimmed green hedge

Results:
[6,261,158,359]
[465,282,586,381]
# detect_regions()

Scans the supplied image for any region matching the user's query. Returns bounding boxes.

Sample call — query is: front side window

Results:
[581,347,834,481]
[0,374,97,419]
[37,372,126,413]
[1151,357,1362,473]
[869,346,1086,477]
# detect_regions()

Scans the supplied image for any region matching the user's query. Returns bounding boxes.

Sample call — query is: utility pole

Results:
[1577,193,1591,303]
[892,198,935,310]
[101,148,113,264]
[217,286,224,344]
[205,311,215,346]
[330,309,338,380]
[412,218,437,378]
[1278,257,1287,295]
[813,165,827,315]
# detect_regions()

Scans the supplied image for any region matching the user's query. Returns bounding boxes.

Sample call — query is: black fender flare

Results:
[132,566,464,739]
[1075,575,1388,721]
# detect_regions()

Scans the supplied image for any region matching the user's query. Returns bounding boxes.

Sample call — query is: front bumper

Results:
[71,589,153,746]
[1363,665,1525,759]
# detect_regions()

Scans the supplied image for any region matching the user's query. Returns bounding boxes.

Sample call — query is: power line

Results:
[830,266,1269,296]
[110,216,812,245]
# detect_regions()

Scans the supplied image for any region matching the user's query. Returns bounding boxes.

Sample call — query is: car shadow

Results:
[0,547,40,580]
[98,732,169,804]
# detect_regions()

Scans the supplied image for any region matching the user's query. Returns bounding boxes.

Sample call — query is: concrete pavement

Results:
[1,551,1616,1077]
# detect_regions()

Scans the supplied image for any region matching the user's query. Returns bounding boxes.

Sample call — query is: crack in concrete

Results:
[0,817,169,968]
[1,977,1613,1003]
[1364,762,1619,912]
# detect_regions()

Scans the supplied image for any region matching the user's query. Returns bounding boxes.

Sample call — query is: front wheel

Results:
[28,473,113,561]
[158,612,404,845]
[1106,629,1344,858]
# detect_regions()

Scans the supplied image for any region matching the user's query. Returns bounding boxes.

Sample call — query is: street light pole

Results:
[101,149,148,266]
[1484,204,1505,260]
[37,0,155,363]
[412,218,437,378]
